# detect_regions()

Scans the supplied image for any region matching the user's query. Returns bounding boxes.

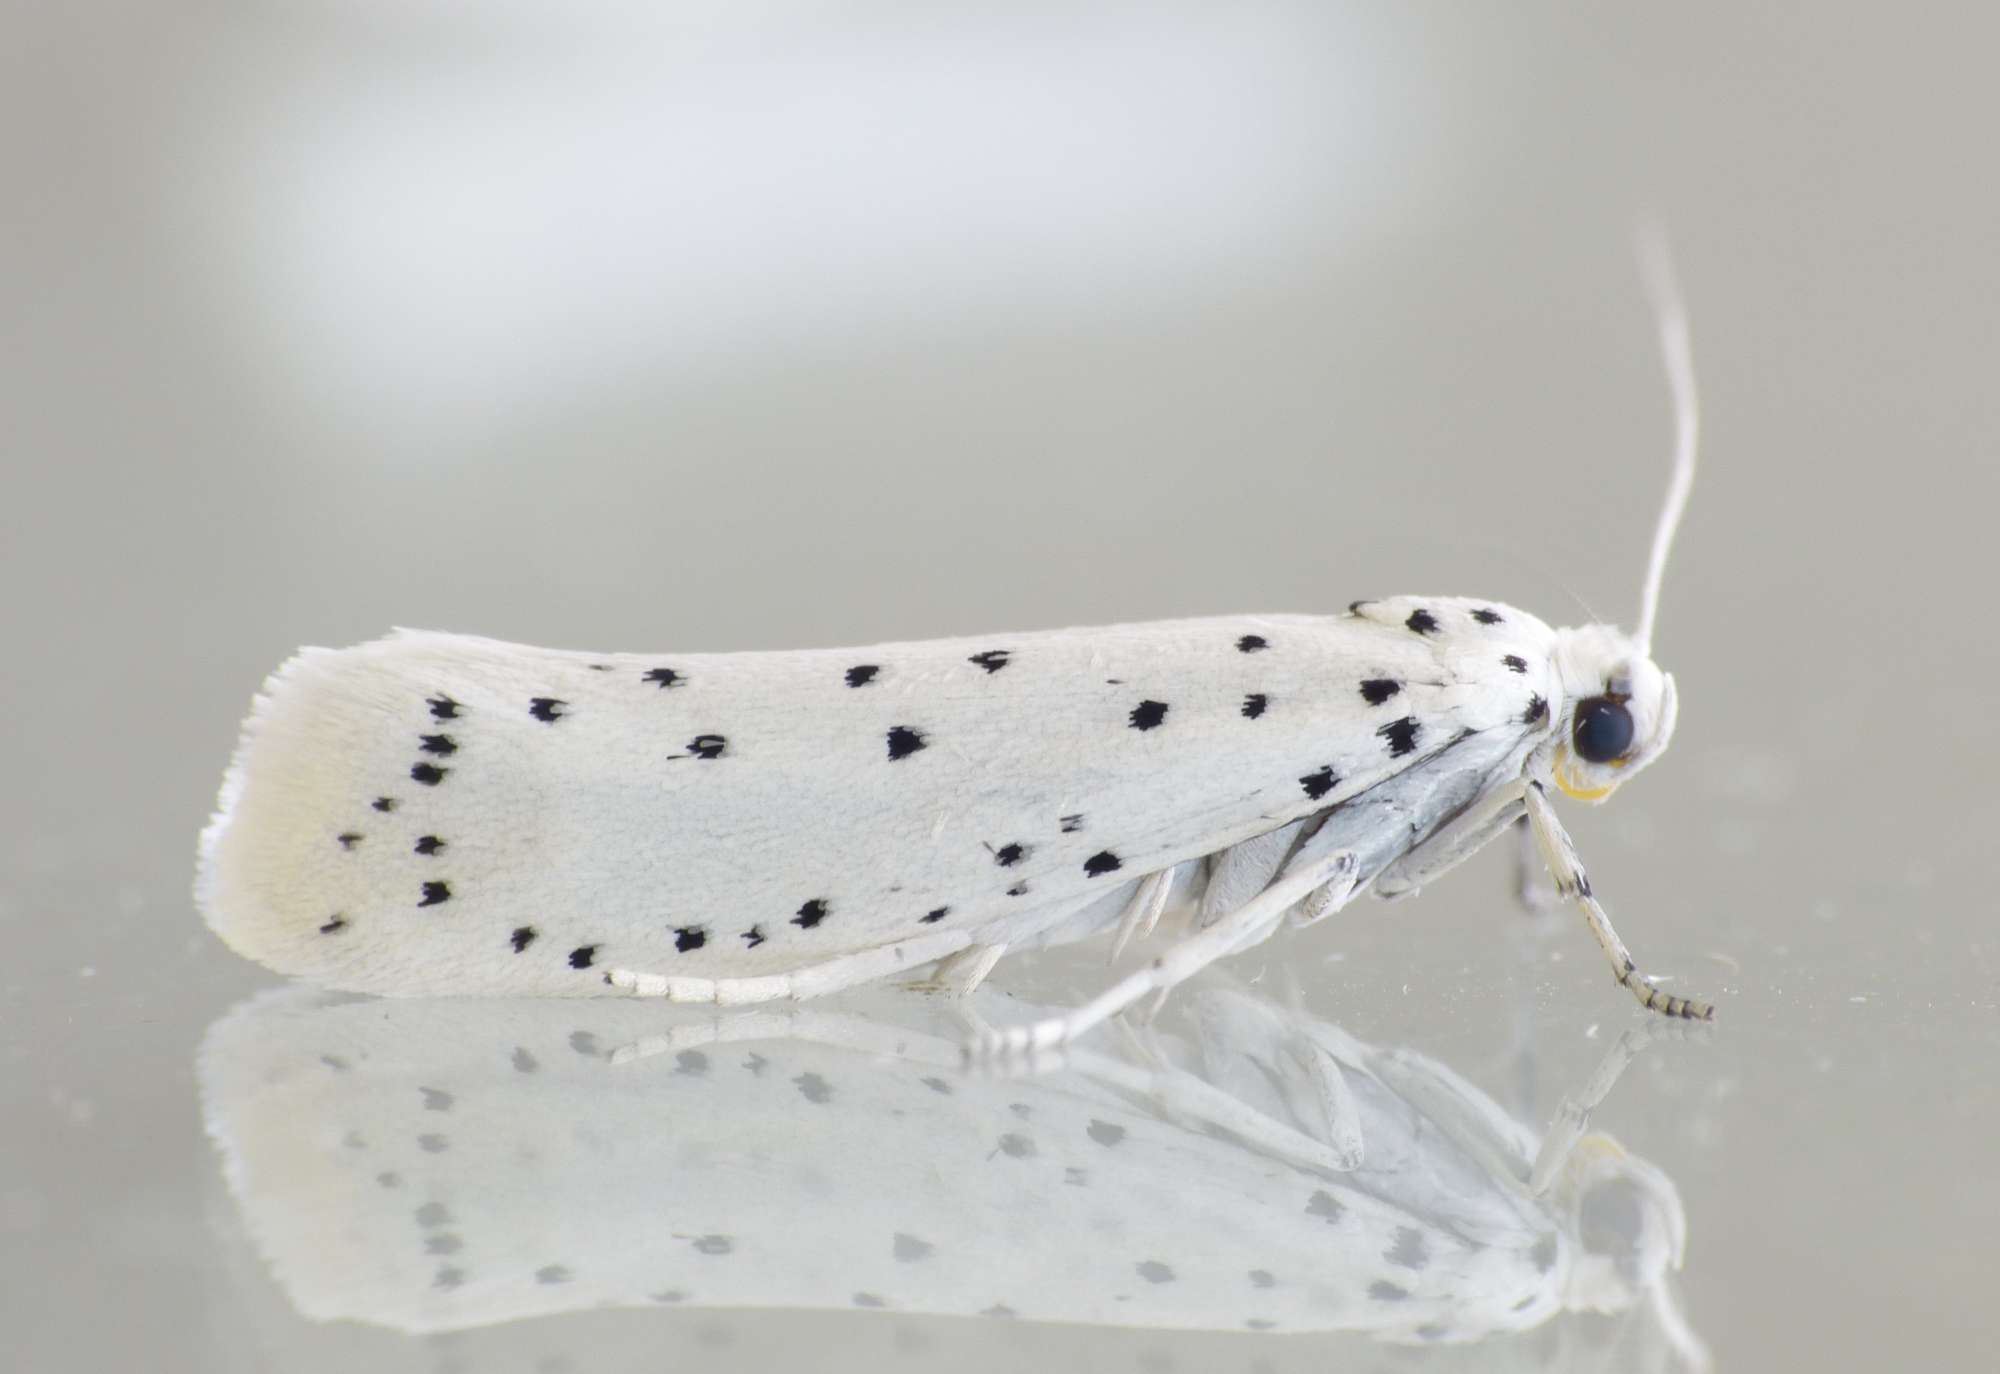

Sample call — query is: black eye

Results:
[1572,697,1635,764]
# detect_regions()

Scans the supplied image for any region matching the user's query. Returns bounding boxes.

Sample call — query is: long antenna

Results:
[1634,228,1699,656]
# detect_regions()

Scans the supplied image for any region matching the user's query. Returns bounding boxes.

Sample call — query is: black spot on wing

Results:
[529,697,567,723]
[511,926,536,953]
[1472,608,1504,625]
[1006,882,1030,897]
[427,695,460,720]
[845,664,879,687]
[319,915,347,934]
[1083,851,1122,877]
[993,843,1028,867]
[742,926,765,948]
[1522,694,1548,724]
[1503,655,1529,674]
[1405,609,1439,635]
[644,666,682,689]
[968,649,1011,674]
[1300,767,1339,801]
[1128,700,1169,731]
[569,945,597,969]
[1059,814,1085,832]
[419,881,450,907]
[336,832,362,850]
[414,835,445,855]
[411,762,448,786]
[793,899,829,929]
[920,907,950,924]
[675,926,707,953]
[1241,693,1268,719]
[1378,717,1421,757]
[1359,679,1400,706]
[418,734,457,757]
[1236,634,1268,653]
[687,734,727,760]
[886,726,927,760]
[372,797,397,812]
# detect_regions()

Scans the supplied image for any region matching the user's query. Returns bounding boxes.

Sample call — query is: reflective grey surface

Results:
[5,3,1998,1370]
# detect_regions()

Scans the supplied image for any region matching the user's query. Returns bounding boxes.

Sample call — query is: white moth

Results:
[197,981,1704,1359]
[197,245,1714,1049]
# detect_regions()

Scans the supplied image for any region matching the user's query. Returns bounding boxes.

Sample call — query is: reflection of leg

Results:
[966,849,1359,1062]
[1528,1025,1657,1196]
[1524,783,1714,1021]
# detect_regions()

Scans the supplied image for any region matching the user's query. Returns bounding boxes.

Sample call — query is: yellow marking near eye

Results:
[1554,745,1618,802]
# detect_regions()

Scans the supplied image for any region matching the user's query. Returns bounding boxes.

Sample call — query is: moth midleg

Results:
[912,941,1008,996]
[966,848,1360,1061]
[1522,782,1715,1021]
[1106,866,1176,963]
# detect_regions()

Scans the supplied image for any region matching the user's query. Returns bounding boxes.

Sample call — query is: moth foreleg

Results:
[1522,782,1715,1021]
[965,848,1360,1063]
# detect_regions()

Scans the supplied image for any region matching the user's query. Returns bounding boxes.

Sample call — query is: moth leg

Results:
[907,942,1008,997]
[606,927,976,1006]
[965,848,1360,1063]
[1107,867,1175,963]
[1512,814,1561,916]
[1522,782,1715,1021]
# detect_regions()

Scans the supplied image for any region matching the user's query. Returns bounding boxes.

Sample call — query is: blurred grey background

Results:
[4,2,1997,1370]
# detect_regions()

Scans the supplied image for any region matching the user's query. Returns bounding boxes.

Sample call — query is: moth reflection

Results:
[198,981,1706,1366]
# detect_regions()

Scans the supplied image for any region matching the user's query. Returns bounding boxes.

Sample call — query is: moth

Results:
[197,248,1714,1051]
[197,980,1701,1352]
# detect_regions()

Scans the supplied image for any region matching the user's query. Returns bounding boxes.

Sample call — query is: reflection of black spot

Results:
[1249,1269,1276,1289]
[336,832,362,850]
[432,1267,465,1290]
[852,1293,885,1308]
[510,926,536,953]
[568,1031,599,1055]
[1241,693,1267,719]
[1472,608,1504,625]
[414,835,445,855]
[512,1047,538,1073]
[1369,1281,1410,1302]
[1306,1190,1345,1224]
[886,726,927,760]
[319,916,347,934]
[587,663,611,672]
[687,734,727,760]
[1530,1234,1558,1273]
[419,881,450,907]
[1503,654,1529,674]
[920,907,949,924]
[1083,851,1122,877]
[1378,717,1420,757]
[1087,1120,1126,1147]
[793,899,829,929]
[418,734,457,756]
[1386,1226,1431,1270]
[969,650,1011,674]
[741,926,765,948]
[372,797,397,812]
[1246,1319,1277,1331]
[1236,634,1268,653]
[894,1233,935,1262]
[922,1077,952,1095]
[1300,767,1338,801]
[692,1235,733,1256]
[1128,700,1168,731]
[411,762,448,786]
[997,1134,1036,1158]
[675,926,707,953]
[427,695,460,720]
[417,1134,448,1153]
[1137,1261,1175,1284]
[1360,679,1400,705]
[569,945,597,969]
[676,1050,708,1077]
[420,1088,453,1112]
[414,1202,452,1227]
[794,1072,832,1104]
[644,667,682,689]
[1522,694,1548,724]
[1059,814,1084,832]
[845,664,879,687]
[1406,609,1439,635]
[536,1265,571,1285]
[994,843,1027,867]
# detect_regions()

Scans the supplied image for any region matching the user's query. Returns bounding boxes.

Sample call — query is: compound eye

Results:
[1572,697,1635,764]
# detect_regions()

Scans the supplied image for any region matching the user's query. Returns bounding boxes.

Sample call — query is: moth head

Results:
[1537,624,1678,804]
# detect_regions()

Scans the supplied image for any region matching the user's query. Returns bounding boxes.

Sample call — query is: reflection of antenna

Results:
[1634,226,1700,657]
